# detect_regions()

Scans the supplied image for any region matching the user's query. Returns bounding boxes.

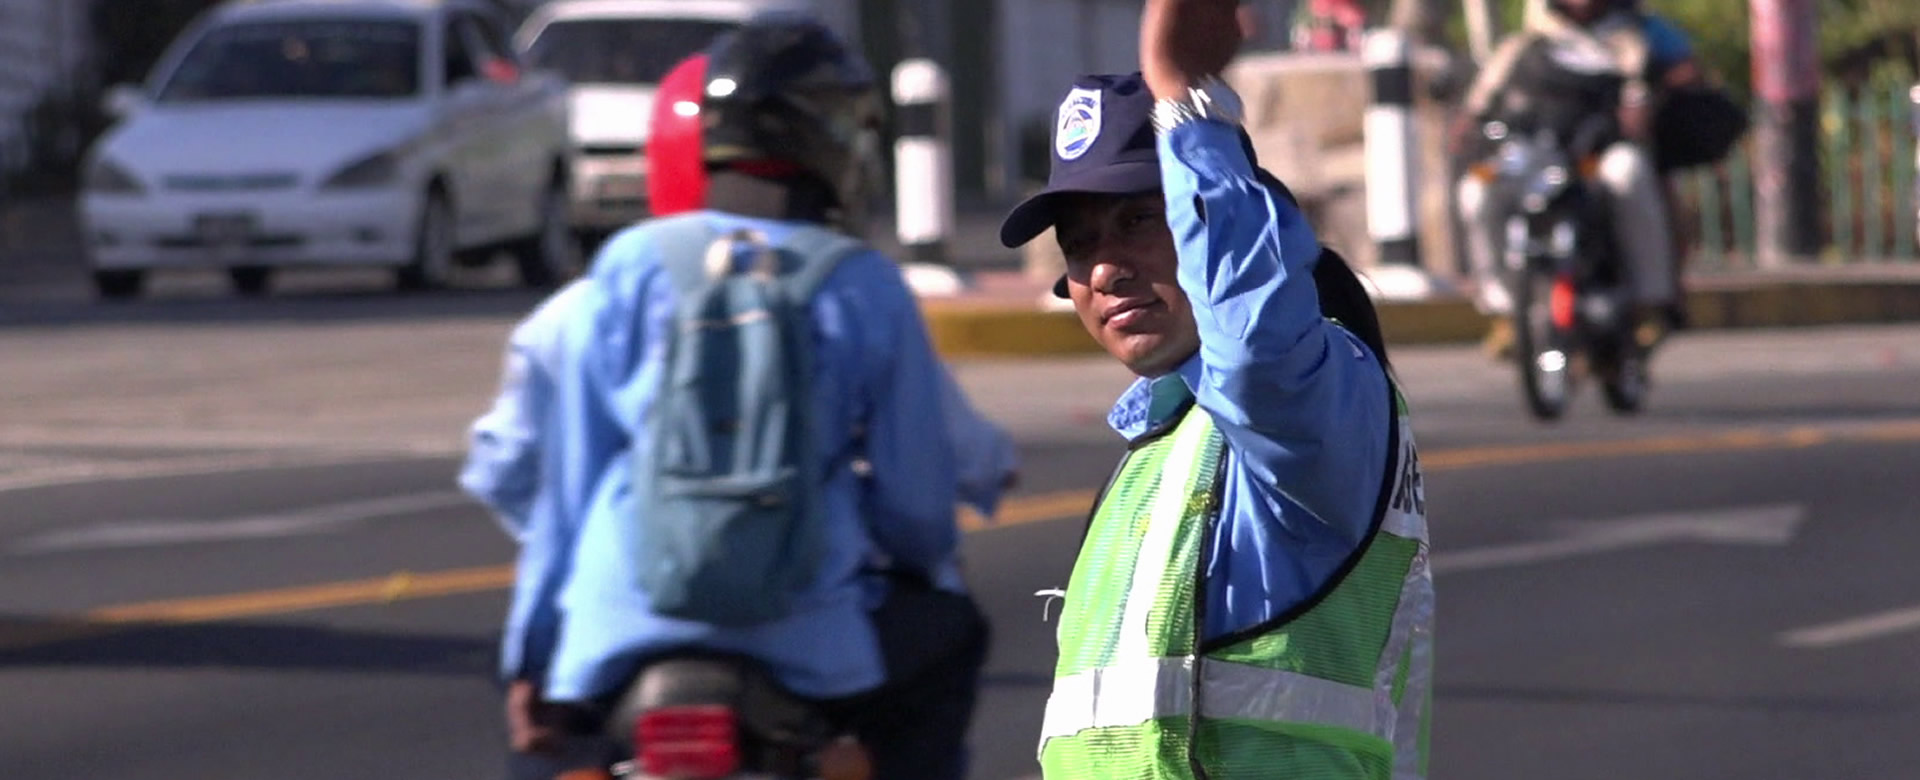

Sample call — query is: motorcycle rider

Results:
[1451,0,1705,350]
[458,15,1009,780]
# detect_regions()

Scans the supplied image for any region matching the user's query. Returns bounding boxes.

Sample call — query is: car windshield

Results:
[156,19,421,102]
[524,18,735,85]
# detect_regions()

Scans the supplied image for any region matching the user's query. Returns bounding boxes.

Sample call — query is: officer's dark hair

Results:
[1237,132,1393,370]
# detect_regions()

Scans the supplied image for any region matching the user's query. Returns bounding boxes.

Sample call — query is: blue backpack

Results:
[630,213,863,626]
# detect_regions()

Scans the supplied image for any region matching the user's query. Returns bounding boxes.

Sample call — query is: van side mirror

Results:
[103,85,146,118]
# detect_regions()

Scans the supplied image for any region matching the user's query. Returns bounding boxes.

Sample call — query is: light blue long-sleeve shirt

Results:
[1115,119,1393,643]
[459,212,1011,701]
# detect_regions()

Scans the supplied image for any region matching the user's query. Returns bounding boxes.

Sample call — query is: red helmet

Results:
[646,53,709,215]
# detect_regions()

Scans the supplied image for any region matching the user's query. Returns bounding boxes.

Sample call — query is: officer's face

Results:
[1055,192,1200,377]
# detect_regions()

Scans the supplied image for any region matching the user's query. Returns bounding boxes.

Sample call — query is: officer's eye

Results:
[1120,209,1161,233]
[1059,235,1093,263]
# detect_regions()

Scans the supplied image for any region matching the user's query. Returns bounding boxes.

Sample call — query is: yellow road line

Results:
[87,565,516,624]
[1419,426,1830,470]
[958,490,1092,532]
[14,420,1920,642]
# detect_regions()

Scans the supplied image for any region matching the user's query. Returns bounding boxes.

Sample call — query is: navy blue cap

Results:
[1000,72,1163,263]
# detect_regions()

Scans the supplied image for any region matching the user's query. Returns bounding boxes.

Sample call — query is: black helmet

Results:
[699,13,884,232]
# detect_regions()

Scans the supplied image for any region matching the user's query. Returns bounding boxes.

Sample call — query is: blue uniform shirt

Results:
[1639,13,1694,73]
[1112,119,1393,642]
[460,212,996,702]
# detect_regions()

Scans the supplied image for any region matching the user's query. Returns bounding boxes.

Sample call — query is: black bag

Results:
[1654,85,1750,172]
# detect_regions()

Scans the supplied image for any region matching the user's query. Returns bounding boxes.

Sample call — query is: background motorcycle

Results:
[1466,47,1653,421]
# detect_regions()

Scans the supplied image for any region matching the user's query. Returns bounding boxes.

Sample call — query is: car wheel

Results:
[398,191,454,293]
[513,180,579,289]
[229,266,273,297]
[93,270,146,301]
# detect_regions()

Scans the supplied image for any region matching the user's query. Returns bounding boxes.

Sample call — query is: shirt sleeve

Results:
[458,279,593,541]
[934,361,1019,518]
[494,245,638,683]
[1462,36,1531,118]
[458,344,544,541]
[1159,118,1391,545]
[847,253,963,573]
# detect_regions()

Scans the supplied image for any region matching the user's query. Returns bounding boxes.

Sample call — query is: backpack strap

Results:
[647,213,721,296]
[649,214,863,298]
[773,224,867,300]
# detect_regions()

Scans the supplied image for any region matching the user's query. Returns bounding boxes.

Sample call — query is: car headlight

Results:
[85,158,144,194]
[322,151,401,190]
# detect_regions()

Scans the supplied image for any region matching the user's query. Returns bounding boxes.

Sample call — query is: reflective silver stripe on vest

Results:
[1372,540,1422,734]
[1391,547,1436,779]
[1040,656,1390,742]
[1037,410,1435,767]
[1112,415,1212,663]
[1378,416,1434,777]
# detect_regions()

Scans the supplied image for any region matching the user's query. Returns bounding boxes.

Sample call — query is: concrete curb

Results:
[921,277,1920,358]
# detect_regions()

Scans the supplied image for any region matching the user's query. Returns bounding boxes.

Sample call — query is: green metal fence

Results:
[1679,84,1919,269]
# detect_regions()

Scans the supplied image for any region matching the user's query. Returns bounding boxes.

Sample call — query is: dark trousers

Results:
[507,580,990,780]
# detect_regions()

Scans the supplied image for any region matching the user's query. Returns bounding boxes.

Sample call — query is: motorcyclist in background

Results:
[457,15,1015,780]
[1451,0,1706,354]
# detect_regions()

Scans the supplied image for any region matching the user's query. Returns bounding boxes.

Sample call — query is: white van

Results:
[514,0,822,242]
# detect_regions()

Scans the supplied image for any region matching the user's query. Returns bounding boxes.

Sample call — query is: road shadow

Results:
[0,276,556,330]
[0,614,496,678]
[980,670,1053,689]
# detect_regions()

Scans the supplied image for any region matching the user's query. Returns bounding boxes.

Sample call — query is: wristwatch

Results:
[1150,76,1246,134]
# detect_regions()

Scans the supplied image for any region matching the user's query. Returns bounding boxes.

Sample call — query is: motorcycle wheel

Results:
[1512,262,1574,422]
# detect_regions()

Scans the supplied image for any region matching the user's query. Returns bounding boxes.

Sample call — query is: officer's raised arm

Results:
[1143,0,1391,531]
[1011,7,1434,776]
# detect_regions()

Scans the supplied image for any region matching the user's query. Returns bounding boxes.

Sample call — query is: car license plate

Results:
[196,213,256,256]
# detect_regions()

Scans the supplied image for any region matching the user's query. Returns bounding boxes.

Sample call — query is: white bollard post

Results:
[1911,85,1920,252]
[890,58,954,269]
[1361,27,1441,300]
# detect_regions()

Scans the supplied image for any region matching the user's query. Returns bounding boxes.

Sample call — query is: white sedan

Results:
[78,0,577,299]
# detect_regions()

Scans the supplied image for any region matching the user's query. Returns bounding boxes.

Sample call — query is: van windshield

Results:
[524,18,735,85]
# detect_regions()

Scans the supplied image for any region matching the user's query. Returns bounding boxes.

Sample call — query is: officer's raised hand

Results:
[1139,0,1245,99]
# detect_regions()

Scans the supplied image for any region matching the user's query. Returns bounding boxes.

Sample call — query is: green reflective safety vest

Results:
[1038,386,1433,780]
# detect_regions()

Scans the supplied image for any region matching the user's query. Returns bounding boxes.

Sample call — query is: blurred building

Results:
[865,0,1307,202]
[0,0,1320,205]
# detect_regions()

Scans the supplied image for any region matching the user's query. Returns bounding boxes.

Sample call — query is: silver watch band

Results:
[1150,76,1245,134]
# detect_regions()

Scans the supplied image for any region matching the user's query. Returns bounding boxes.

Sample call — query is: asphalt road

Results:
[1,289,1917,779]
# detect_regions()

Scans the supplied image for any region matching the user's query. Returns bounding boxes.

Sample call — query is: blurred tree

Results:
[1,0,219,193]
[1427,0,1919,103]
[1812,0,1920,91]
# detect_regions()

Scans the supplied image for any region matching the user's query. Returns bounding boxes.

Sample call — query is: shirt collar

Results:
[1107,353,1205,441]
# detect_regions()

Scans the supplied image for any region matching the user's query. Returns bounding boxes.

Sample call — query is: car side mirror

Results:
[103,84,146,118]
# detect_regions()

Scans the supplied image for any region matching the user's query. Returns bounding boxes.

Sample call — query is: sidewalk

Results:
[10,193,1920,355]
[0,195,82,290]
[918,263,1920,357]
